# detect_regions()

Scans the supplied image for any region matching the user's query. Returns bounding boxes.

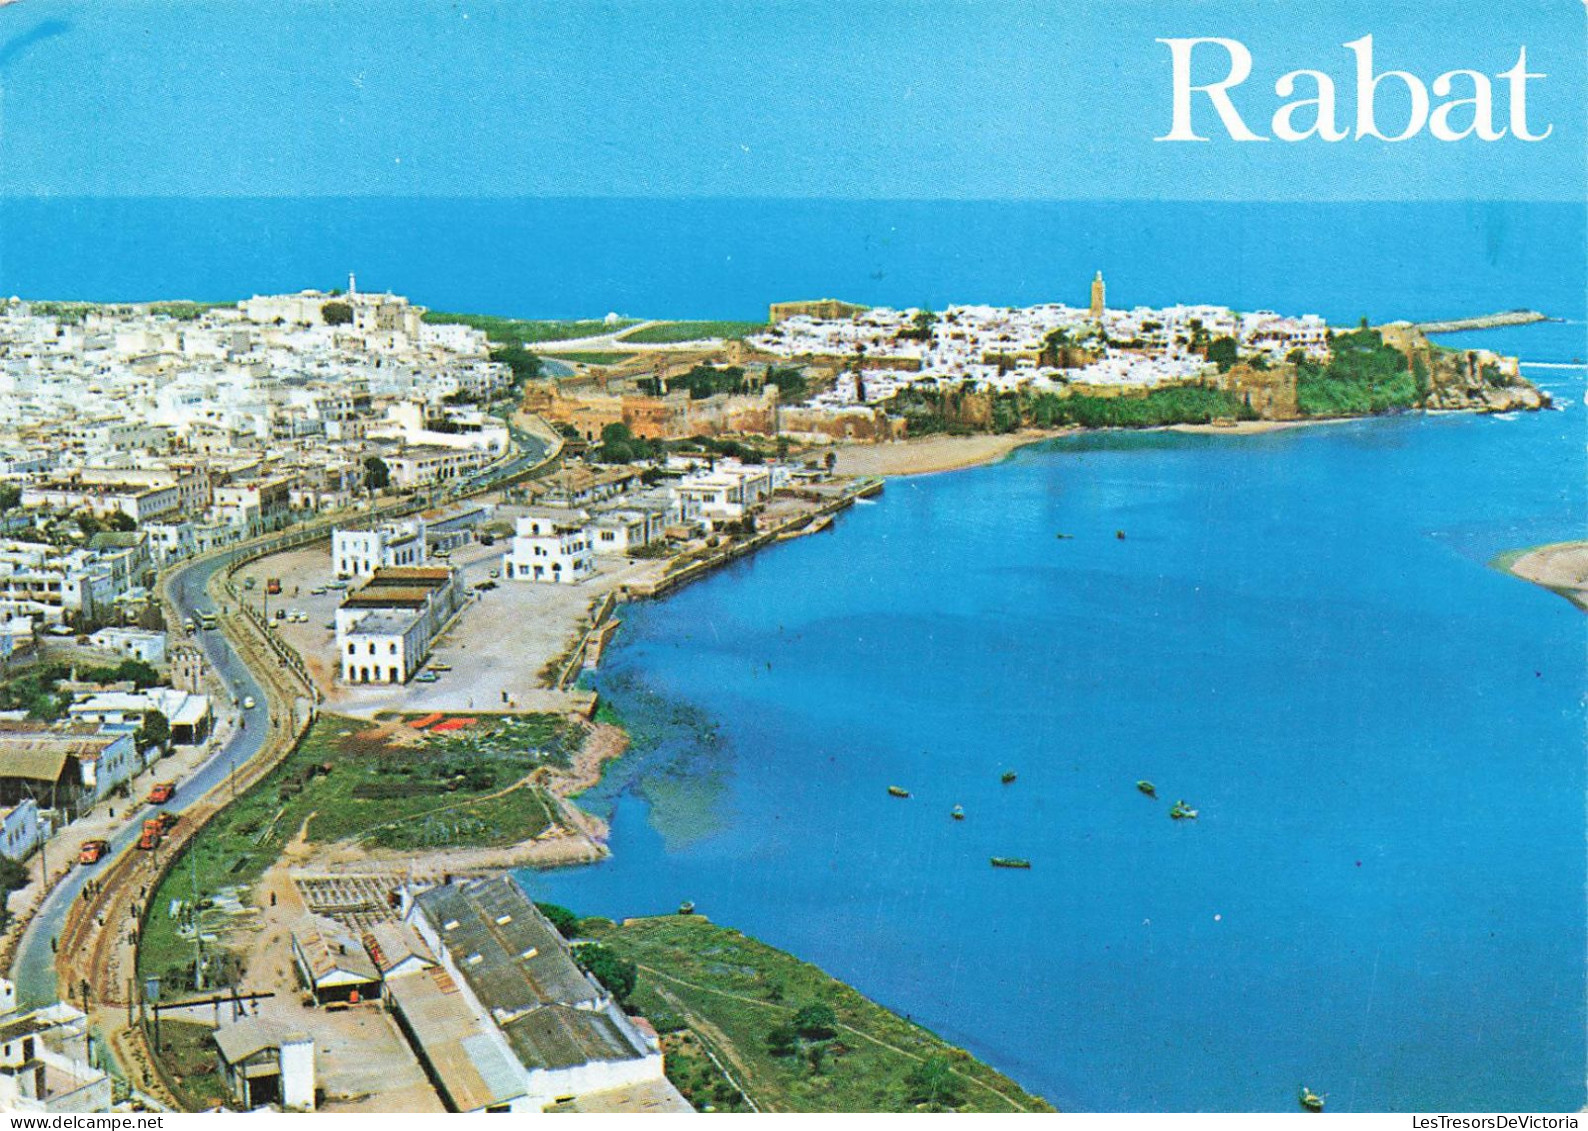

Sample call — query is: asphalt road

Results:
[11,551,270,1008]
[9,422,554,1007]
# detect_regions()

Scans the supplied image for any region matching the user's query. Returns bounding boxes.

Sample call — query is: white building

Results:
[396,877,685,1113]
[65,687,212,746]
[672,463,773,526]
[384,444,495,489]
[87,626,167,666]
[339,611,428,685]
[0,979,113,1113]
[334,567,463,685]
[505,509,594,584]
[0,797,40,861]
[213,1018,316,1111]
[332,519,427,579]
[589,506,666,556]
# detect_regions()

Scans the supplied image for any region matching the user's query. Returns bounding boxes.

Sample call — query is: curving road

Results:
[10,423,556,1009]
[11,551,272,1007]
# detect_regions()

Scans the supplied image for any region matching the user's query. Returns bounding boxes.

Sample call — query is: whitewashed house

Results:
[332,519,427,579]
[505,509,594,584]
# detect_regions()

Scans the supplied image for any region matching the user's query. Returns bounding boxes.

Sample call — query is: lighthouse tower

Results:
[1089,271,1106,319]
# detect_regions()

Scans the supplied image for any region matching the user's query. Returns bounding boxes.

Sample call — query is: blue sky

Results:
[0,0,1580,200]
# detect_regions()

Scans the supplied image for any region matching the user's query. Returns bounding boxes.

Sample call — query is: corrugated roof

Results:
[0,741,85,782]
[213,1018,284,1065]
[385,965,526,1112]
[293,916,379,985]
[415,879,602,1021]
[368,567,453,585]
[342,588,432,608]
[362,921,435,975]
[504,1003,648,1072]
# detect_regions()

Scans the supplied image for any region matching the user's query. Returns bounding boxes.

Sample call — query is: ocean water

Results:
[0,198,1582,329]
[2,196,1582,1111]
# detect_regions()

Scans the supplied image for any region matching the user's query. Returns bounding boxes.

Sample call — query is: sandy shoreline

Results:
[830,429,1069,477]
[829,418,1355,477]
[1501,541,1588,611]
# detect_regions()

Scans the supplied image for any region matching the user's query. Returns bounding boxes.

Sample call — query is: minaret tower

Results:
[1090,271,1106,319]
[348,272,358,296]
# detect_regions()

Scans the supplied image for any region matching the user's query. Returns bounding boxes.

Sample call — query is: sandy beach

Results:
[830,429,1067,477]
[1168,420,1314,435]
[1502,541,1588,611]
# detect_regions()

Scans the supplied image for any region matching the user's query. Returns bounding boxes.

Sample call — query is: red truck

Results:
[148,781,176,805]
[137,819,162,851]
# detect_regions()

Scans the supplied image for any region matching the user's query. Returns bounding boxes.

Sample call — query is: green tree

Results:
[793,1003,837,1040]
[490,344,542,385]
[321,301,353,326]
[535,901,580,939]
[599,422,638,464]
[105,511,138,532]
[113,658,161,688]
[767,367,808,401]
[136,709,170,752]
[575,944,637,1003]
[905,1054,964,1108]
[75,512,103,537]
[363,456,391,492]
[0,855,28,893]
[1206,336,1240,373]
[0,485,20,513]
[765,1025,798,1057]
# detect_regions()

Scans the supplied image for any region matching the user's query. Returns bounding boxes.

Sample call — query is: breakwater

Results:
[1414,310,1548,333]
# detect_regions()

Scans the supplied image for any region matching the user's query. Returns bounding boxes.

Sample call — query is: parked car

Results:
[416,671,439,683]
[148,781,176,804]
[243,696,256,710]
[78,839,109,865]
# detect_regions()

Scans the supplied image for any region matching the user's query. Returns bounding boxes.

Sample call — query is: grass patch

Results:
[595,915,1054,1113]
[542,351,637,365]
[138,712,579,990]
[147,301,232,321]
[149,1020,232,1111]
[618,321,767,344]
[422,311,638,344]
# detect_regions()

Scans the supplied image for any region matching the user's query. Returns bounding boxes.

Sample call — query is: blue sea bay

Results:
[533,404,1586,1112]
[1,195,1581,1111]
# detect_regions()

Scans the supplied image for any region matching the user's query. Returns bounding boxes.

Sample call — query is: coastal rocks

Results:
[1422,355,1549,412]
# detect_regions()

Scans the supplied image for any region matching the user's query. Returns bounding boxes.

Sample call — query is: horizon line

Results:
[0,193,1582,207]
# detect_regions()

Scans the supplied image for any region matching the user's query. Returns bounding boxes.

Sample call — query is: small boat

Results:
[1115,529,1127,540]
[678,901,695,915]
[1055,532,1074,540]
[1299,1087,1325,1112]
[1136,780,1156,797]
[1169,800,1199,820]
[887,785,911,798]
[990,857,1031,869]
[951,805,965,821]
[1001,771,1017,784]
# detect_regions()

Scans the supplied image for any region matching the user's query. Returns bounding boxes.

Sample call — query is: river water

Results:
[529,356,1586,1112]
